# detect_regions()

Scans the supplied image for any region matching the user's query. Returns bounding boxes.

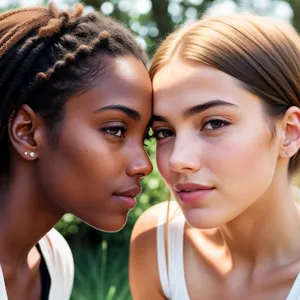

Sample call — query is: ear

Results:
[280,106,300,159]
[8,104,43,160]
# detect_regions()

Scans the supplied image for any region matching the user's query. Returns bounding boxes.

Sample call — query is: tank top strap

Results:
[287,273,300,300]
[168,213,189,299]
[157,205,190,299]
[157,207,171,298]
[0,266,8,300]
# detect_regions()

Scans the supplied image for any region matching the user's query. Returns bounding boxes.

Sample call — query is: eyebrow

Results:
[182,99,238,118]
[151,115,169,123]
[151,99,237,124]
[94,104,141,121]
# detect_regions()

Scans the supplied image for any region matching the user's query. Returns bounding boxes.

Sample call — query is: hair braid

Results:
[36,31,110,83]
[0,7,46,22]
[1,39,52,121]
[0,13,50,58]
[0,35,41,87]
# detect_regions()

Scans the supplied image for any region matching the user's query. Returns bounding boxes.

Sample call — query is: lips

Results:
[174,182,215,204]
[113,185,142,209]
[174,182,213,192]
[114,185,142,198]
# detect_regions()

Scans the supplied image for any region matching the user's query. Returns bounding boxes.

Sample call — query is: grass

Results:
[71,240,132,300]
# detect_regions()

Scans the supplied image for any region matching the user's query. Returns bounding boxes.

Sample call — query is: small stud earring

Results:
[24,151,28,156]
[29,152,35,157]
[286,151,290,156]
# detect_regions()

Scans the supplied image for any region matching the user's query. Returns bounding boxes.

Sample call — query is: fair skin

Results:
[130,57,300,300]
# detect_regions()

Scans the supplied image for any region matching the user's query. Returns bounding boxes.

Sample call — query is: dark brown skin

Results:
[0,55,153,299]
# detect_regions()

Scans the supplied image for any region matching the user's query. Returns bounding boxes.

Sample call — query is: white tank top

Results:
[157,209,300,300]
[0,228,74,300]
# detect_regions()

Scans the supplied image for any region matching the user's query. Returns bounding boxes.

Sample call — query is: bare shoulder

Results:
[129,201,178,300]
[131,200,179,240]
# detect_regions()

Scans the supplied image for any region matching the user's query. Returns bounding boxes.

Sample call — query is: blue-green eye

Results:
[203,119,230,130]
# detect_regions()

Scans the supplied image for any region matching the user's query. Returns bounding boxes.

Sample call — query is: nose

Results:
[169,136,201,174]
[126,147,153,178]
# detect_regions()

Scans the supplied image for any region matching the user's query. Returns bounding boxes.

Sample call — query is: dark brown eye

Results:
[152,129,174,140]
[101,126,126,138]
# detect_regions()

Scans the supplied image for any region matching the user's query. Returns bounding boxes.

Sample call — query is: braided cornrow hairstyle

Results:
[0,2,147,175]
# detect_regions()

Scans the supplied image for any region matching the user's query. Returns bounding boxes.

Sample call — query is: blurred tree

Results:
[68,0,296,57]
[286,0,300,31]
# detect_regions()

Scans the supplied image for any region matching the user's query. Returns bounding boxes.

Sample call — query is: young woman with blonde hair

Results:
[130,14,300,300]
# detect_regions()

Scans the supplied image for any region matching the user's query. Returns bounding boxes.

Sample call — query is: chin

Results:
[82,213,129,233]
[183,209,227,229]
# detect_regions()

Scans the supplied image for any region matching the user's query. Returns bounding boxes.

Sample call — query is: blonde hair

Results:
[150,13,300,173]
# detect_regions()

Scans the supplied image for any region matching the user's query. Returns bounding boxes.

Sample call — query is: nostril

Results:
[127,158,153,177]
[169,157,200,173]
[140,163,153,177]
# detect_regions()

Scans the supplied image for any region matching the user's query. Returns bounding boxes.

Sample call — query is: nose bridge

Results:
[169,132,200,173]
[127,143,153,177]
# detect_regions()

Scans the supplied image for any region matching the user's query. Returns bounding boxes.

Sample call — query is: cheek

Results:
[61,131,123,185]
[207,124,278,199]
[39,123,126,209]
[156,142,174,184]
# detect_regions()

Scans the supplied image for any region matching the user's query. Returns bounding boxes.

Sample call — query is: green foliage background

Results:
[1,0,299,298]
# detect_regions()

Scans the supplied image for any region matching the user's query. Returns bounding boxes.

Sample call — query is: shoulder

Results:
[131,200,179,241]
[129,201,179,300]
[42,228,74,295]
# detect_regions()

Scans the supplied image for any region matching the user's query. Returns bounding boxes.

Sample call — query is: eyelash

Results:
[101,126,126,138]
[151,129,174,140]
[152,119,231,140]
[101,126,152,147]
[202,119,231,130]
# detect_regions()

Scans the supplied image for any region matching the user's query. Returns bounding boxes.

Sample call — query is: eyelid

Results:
[100,120,126,127]
[202,114,231,121]
[99,126,126,134]
[201,116,231,125]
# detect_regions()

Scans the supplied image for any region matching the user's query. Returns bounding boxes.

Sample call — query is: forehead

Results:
[67,55,152,117]
[99,55,152,108]
[152,59,261,114]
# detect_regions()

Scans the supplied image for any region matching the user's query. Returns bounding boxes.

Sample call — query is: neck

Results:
[0,167,64,267]
[219,173,300,269]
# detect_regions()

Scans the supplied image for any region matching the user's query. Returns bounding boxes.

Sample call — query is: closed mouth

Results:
[174,182,214,193]
[113,185,142,198]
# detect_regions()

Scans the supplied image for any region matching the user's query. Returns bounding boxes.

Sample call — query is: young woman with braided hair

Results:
[0,2,152,299]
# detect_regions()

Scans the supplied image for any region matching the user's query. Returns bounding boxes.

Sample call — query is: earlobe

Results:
[8,104,41,160]
[280,106,300,158]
